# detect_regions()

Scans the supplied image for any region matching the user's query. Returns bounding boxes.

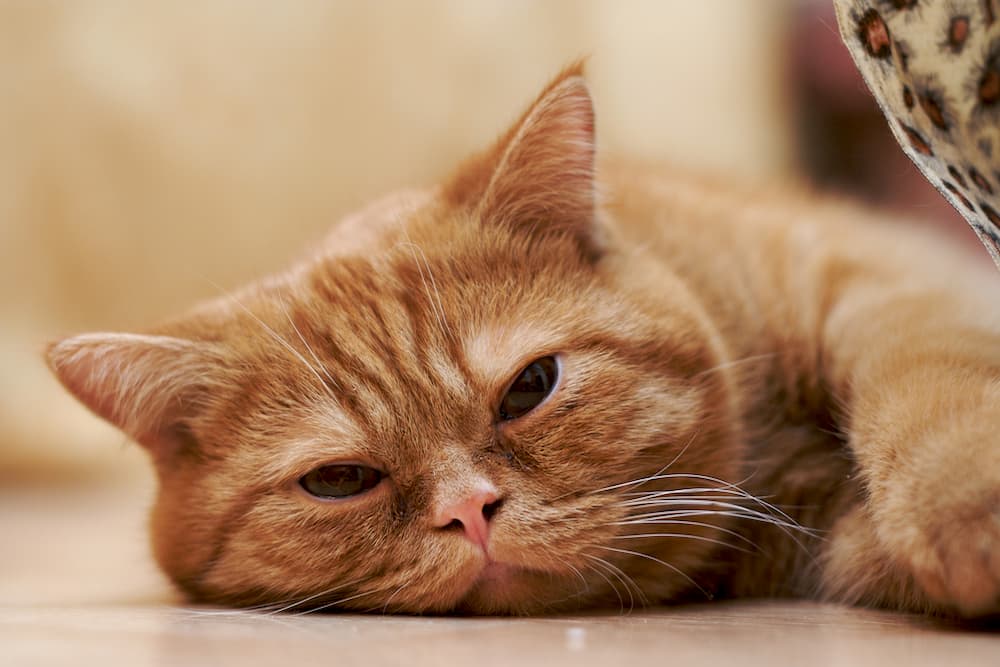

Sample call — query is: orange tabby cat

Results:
[47,64,1000,617]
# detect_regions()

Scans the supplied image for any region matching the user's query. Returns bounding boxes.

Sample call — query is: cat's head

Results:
[47,64,743,614]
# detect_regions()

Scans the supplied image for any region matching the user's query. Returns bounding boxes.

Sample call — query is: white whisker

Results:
[563,432,701,503]
[565,562,590,594]
[692,352,775,379]
[618,509,818,556]
[582,554,629,613]
[202,278,338,403]
[608,471,804,531]
[621,492,761,507]
[620,499,819,538]
[612,531,754,554]
[291,587,386,616]
[380,582,410,614]
[615,518,761,550]
[621,486,771,501]
[278,297,341,391]
[595,545,710,599]
[262,577,371,615]
[398,235,452,345]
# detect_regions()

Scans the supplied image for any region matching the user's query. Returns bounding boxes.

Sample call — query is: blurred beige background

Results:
[1,1,797,483]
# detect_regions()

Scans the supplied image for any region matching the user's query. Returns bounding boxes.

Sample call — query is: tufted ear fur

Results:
[46,333,226,461]
[444,62,600,259]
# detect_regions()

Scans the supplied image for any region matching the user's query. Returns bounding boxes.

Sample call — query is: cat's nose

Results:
[433,482,503,553]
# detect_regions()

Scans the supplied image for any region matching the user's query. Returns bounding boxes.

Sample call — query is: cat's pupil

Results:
[499,356,558,420]
[299,465,383,499]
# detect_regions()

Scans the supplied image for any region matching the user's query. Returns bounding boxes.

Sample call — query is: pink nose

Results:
[433,484,502,553]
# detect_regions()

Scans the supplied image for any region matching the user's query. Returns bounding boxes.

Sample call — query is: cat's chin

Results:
[475,560,516,586]
[454,570,536,614]
[449,559,575,615]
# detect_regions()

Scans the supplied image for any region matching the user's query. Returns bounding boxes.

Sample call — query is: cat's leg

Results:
[819,278,1000,616]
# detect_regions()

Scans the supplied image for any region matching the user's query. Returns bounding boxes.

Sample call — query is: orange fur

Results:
[47,67,1000,616]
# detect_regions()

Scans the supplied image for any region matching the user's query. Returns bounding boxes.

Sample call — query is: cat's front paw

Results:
[879,425,1000,616]
[901,493,1000,616]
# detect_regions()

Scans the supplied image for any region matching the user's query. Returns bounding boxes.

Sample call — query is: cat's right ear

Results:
[46,333,226,461]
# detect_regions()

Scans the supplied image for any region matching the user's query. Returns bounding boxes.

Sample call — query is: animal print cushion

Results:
[834,0,1000,268]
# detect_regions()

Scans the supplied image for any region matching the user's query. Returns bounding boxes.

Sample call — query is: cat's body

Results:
[48,65,1000,617]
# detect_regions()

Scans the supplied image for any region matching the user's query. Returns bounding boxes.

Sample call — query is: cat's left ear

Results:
[445,62,600,260]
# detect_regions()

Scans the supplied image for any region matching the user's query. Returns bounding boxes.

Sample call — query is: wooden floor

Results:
[3,482,998,666]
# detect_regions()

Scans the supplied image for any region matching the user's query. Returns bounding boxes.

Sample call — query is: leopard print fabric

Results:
[835,0,1000,268]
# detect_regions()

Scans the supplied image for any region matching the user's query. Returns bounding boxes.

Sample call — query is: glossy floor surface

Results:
[3,483,998,667]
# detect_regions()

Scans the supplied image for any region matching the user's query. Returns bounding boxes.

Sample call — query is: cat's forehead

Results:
[231,186,606,461]
[290,270,568,404]
[297,242,577,383]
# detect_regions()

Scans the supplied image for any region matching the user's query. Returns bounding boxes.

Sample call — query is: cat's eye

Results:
[499,356,559,420]
[299,465,383,499]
